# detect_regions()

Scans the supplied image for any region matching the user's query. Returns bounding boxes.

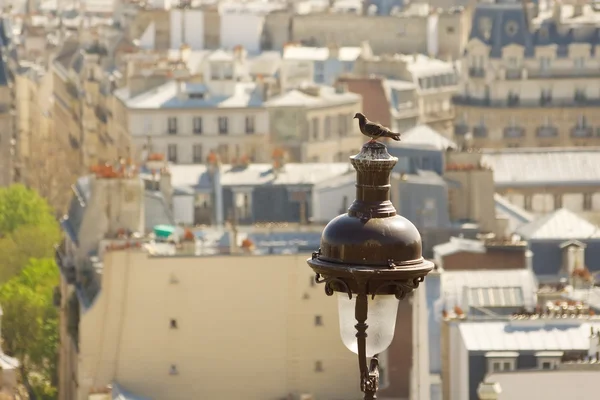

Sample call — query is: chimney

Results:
[207,151,224,228]
[77,165,145,257]
[573,0,584,18]
[233,45,247,63]
[477,382,502,400]
[327,42,340,59]
[272,148,286,176]
[159,168,173,211]
[256,74,270,101]
[179,228,196,254]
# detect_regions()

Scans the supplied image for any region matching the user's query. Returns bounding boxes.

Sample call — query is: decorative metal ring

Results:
[371,276,424,300]
[315,273,353,299]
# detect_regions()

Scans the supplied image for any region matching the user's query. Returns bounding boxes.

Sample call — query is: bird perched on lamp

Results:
[353,112,401,143]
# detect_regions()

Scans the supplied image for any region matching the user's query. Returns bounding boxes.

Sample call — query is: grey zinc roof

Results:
[482,147,600,187]
[486,370,600,400]
[395,125,457,151]
[516,208,600,240]
[466,287,525,308]
[442,269,537,311]
[459,320,600,352]
[469,2,534,58]
[434,236,486,258]
[264,87,360,108]
[168,163,352,189]
[494,193,533,233]
[115,81,265,109]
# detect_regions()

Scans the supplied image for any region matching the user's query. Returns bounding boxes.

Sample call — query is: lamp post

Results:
[307,141,433,400]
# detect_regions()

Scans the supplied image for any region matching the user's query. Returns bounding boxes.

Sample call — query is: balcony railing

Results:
[469,68,485,78]
[571,126,594,138]
[536,126,558,138]
[528,68,600,79]
[453,95,600,108]
[503,126,525,138]
[505,69,523,80]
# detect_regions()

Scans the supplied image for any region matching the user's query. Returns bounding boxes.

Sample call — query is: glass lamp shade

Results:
[337,293,400,357]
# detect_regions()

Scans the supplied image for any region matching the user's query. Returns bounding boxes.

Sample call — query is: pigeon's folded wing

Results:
[364,122,391,137]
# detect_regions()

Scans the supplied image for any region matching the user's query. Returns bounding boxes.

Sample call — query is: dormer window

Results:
[539,57,551,72]
[574,57,585,70]
[536,351,563,369]
[485,352,518,373]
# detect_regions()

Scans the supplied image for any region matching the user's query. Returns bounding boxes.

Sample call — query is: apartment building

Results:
[454,1,600,148]
[265,85,363,162]
[354,48,459,134]
[114,47,272,164]
[55,169,370,400]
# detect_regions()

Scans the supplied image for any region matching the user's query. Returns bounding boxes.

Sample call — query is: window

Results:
[218,117,228,134]
[169,365,178,375]
[312,117,319,140]
[536,352,563,369]
[575,89,586,103]
[324,116,332,139]
[170,319,178,329]
[167,144,177,163]
[193,144,203,163]
[315,315,323,326]
[218,144,229,162]
[168,117,177,134]
[486,352,517,373]
[234,192,251,220]
[245,116,255,134]
[507,57,518,68]
[539,57,551,71]
[315,361,323,372]
[193,117,202,134]
[314,61,325,83]
[574,57,585,69]
[577,115,587,128]
[338,114,346,136]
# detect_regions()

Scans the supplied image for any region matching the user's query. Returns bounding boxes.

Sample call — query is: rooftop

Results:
[516,208,600,241]
[457,318,600,352]
[485,369,600,400]
[114,80,264,110]
[283,45,362,62]
[264,86,360,108]
[442,268,538,312]
[167,162,353,190]
[392,124,456,151]
[481,147,600,187]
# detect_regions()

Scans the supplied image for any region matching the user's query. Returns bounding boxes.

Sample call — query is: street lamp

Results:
[307,141,433,400]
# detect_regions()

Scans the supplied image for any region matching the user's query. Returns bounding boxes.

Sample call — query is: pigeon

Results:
[353,112,401,142]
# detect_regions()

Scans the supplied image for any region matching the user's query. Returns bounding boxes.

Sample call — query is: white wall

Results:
[312,178,355,223]
[173,195,194,225]
[184,10,205,50]
[220,13,265,54]
[427,15,439,57]
[170,10,183,49]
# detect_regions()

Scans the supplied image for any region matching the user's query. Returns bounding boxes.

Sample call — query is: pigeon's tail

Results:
[390,133,401,141]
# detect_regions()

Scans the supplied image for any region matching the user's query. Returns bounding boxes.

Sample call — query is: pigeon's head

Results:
[353,112,365,121]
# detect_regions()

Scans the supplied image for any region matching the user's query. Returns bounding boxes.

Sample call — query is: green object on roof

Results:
[154,224,176,239]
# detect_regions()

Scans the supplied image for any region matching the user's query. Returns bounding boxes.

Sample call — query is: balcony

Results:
[528,68,600,79]
[571,126,593,138]
[468,68,485,78]
[453,95,600,108]
[505,69,523,80]
[536,126,558,138]
[503,126,525,138]
[473,126,488,138]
